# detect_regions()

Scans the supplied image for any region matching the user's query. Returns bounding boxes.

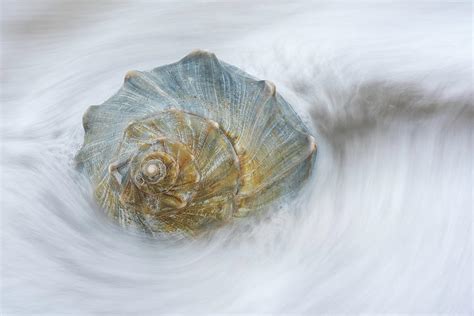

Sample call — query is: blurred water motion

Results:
[1,1,472,314]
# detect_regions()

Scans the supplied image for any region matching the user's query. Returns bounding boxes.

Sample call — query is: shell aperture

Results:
[76,50,317,236]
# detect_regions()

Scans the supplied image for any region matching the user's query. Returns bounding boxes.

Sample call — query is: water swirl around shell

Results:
[76,50,317,236]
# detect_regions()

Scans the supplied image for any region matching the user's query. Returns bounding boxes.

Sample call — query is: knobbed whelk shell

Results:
[76,50,317,236]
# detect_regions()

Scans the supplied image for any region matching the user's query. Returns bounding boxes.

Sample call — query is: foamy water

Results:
[2,1,472,314]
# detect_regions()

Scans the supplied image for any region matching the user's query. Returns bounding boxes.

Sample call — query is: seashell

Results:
[76,50,317,236]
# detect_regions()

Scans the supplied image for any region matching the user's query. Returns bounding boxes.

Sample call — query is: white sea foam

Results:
[1,1,472,314]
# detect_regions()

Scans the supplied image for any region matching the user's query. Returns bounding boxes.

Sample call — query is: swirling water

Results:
[1,1,472,314]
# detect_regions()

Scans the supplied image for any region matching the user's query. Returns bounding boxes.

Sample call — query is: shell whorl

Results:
[76,50,317,235]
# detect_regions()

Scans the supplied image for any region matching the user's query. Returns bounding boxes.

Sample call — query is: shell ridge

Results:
[242,138,314,193]
[234,82,275,151]
[124,70,178,105]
